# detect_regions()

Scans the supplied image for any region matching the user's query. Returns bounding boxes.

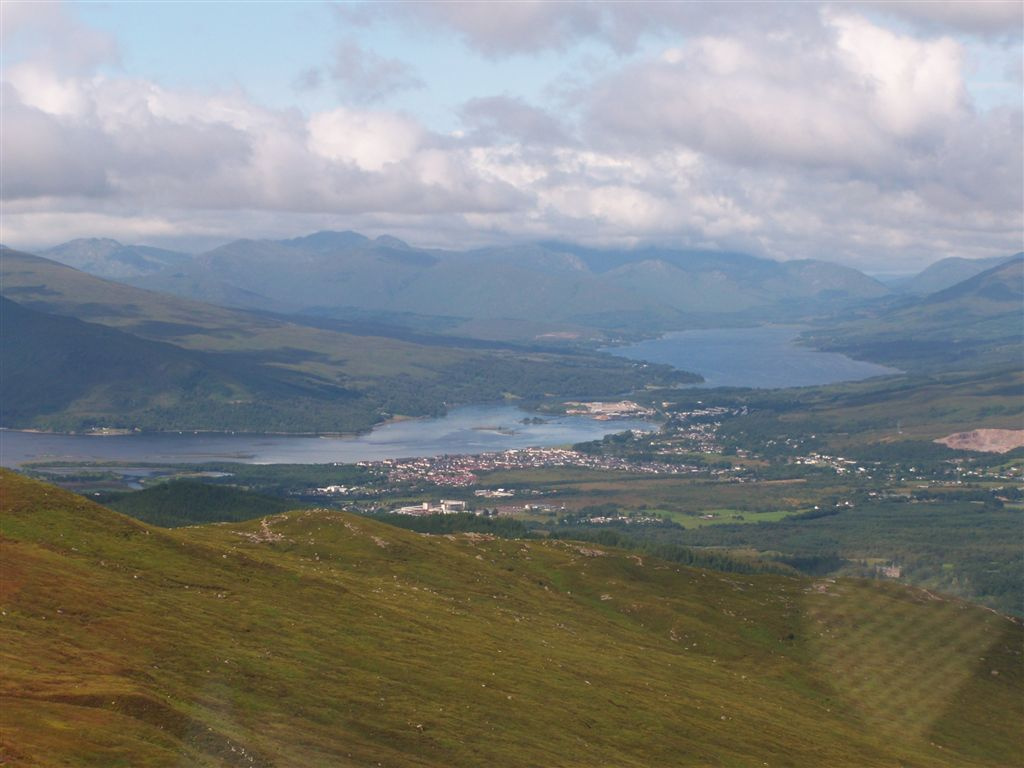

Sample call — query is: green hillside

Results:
[717,367,1024,448]
[0,248,472,376]
[0,296,375,432]
[96,480,294,528]
[807,255,1023,373]
[0,250,691,432]
[900,254,1016,295]
[2,471,1021,767]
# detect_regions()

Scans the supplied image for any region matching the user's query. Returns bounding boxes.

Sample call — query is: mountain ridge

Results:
[898,253,1021,295]
[804,255,1024,372]
[114,231,892,336]
[42,238,191,280]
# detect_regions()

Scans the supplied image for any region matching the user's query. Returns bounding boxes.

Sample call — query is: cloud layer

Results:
[2,2,1021,271]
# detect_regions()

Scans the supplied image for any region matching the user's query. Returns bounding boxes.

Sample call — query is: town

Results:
[358,445,709,488]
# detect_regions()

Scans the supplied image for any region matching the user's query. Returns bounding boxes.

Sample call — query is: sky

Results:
[2,1,1022,273]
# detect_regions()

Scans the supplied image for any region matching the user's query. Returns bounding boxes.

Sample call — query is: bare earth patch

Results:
[934,428,1024,453]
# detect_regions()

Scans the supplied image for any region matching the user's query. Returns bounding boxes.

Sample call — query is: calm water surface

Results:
[608,326,898,388]
[0,405,653,468]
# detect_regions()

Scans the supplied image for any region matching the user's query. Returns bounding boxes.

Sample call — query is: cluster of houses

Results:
[362,446,706,488]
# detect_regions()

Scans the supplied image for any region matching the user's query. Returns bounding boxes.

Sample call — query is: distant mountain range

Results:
[46,231,887,337]
[36,230,1017,340]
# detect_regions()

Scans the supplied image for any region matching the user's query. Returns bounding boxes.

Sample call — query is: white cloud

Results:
[460,96,572,146]
[1,3,1020,272]
[4,63,94,116]
[308,108,421,171]
[0,1,118,73]
[830,13,967,137]
[1,84,111,199]
[852,0,1024,38]
[355,1,826,57]
[581,12,1020,225]
[369,1,604,56]
[328,40,423,102]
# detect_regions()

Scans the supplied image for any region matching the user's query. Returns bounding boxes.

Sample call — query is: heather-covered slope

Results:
[2,471,1021,767]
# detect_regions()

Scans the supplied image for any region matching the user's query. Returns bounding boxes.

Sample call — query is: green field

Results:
[477,468,841,514]
[660,507,798,528]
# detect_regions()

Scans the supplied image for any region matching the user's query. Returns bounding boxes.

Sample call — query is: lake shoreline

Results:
[1,418,415,441]
[0,404,657,468]
[605,325,900,389]
[0,407,519,440]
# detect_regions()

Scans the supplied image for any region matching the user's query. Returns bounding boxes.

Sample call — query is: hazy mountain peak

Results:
[901,254,1016,295]
[281,230,370,251]
[924,252,1023,305]
[41,238,188,280]
[781,259,889,296]
[374,234,410,249]
[46,237,124,256]
[606,258,676,275]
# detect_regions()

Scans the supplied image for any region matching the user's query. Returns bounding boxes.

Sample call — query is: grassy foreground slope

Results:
[2,471,1021,767]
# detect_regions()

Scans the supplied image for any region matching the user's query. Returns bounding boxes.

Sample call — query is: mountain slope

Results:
[901,254,1018,295]
[2,471,1021,767]
[0,294,389,432]
[924,253,1024,305]
[2,295,253,425]
[806,255,1023,372]
[43,238,191,279]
